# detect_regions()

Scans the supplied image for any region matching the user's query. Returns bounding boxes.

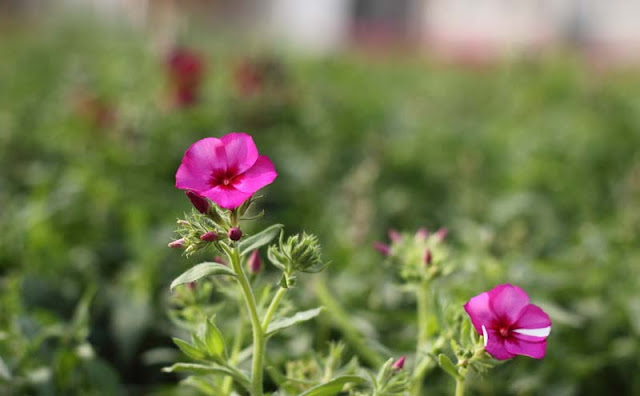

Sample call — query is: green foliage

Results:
[2,17,640,395]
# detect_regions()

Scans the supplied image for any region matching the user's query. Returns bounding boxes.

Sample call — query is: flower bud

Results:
[416,227,429,241]
[200,231,218,242]
[186,191,210,214]
[248,250,262,274]
[392,356,406,370]
[373,242,390,256]
[388,229,402,243]
[435,227,448,241]
[424,249,432,266]
[228,227,243,241]
[168,238,186,248]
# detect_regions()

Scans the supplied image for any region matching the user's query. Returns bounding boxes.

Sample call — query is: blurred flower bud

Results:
[168,238,186,249]
[213,256,228,266]
[416,227,429,241]
[392,356,406,370]
[388,229,402,243]
[200,231,218,242]
[435,227,448,241]
[186,191,210,214]
[268,232,325,276]
[248,250,262,274]
[187,282,196,290]
[424,249,433,266]
[228,227,243,241]
[373,242,390,256]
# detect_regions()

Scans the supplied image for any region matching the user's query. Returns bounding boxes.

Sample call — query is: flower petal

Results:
[232,155,277,194]
[176,138,227,192]
[201,185,252,210]
[512,304,552,342]
[221,133,259,175]
[464,291,496,335]
[505,338,547,359]
[483,329,516,360]
[488,284,530,325]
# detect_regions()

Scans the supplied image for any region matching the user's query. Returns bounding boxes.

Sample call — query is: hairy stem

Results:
[228,245,264,396]
[412,280,431,395]
[262,287,288,332]
[455,376,466,396]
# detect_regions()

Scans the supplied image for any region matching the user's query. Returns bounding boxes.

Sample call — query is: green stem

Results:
[314,278,385,367]
[412,280,431,395]
[455,376,466,396]
[262,287,288,332]
[221,317,246,395]
[228,245,264,396]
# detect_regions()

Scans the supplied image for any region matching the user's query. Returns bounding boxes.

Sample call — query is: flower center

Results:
[499,326,510,337]
[223,178,230,186]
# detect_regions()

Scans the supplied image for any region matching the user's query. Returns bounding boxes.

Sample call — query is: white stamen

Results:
[482,325,488,347]
[513,326,551,338]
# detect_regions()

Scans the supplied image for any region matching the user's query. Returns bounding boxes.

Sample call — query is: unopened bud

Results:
[213,255,227,266]
[388,229,402,243]
[186,190,210,214]
[200,231,219,242]
[424,249,432,266]
[228,227,243,241]
[187,282,196,290]
[392,356,406,370]
[373,242,390,256]
[177,220,190,226]
[416,227,429,241]
[434,227,448,241]
[248,250,262,274]
[168,238,186,249]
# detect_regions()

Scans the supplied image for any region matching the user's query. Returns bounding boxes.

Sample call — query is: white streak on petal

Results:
[482,325,488,347]
[513,326,551,338]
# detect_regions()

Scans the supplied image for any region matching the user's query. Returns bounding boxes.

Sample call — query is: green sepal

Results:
[438,354,462,380]
[172,338,206,360]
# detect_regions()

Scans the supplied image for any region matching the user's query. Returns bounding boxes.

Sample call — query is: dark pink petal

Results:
[484,329,516,360]
[373,242,390,256]
[505,338,547,359]
[176,138,227,192]
[488,284,530,325]
[201,185,252,209]
[464,292,497,334]
[512,304,552,342]
[221,133,259,175]
[232,156,277,194]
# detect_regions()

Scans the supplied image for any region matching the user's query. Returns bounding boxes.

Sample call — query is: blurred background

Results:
[1,1,640,395]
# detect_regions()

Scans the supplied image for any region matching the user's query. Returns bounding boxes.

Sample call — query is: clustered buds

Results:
[168,238,186,249]
[200,231,218,242]
[268,232,326,287]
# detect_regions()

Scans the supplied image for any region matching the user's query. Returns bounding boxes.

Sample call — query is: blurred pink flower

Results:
[175,133,277,209]
[464,284,551,360]
[166,47,205,107]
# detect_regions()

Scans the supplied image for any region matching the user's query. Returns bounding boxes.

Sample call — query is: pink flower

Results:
[175,133,277,209]
[464,284,551,360]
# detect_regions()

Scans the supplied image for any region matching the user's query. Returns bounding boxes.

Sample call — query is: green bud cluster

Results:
[386,229,453,283]
[367,358,409,396]
[268,231,326,287]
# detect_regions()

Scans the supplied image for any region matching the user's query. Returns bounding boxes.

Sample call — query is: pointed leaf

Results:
[170,262,236,291]
[238,224,284,256]
[438,354,461,380]
[204,318,226,360]
[172,338,206,360]
[163,363,250,390]
[266,307,324,336]
[299,375,367,396]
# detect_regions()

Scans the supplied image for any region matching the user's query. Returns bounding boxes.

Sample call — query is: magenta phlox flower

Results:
[464,284,551,360]
[176,133,277,209]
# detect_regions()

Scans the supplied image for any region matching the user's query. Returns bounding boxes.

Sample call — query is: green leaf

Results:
[238,224,284,256]
[163,363,250,391]
[204,318,226,361]
[299,375,367,396]
[266,307,324,336]
[438,354,461,380]
[170,262,236,291]
[0,356,11,381]
[172,338,206,360]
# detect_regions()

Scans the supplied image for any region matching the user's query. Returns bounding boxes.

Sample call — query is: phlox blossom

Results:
[175,133,277,209]
[464,284,551,360]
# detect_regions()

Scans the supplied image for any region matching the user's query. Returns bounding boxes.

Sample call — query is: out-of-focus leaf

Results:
[298,375,367,396]
[238,224,284,256]
[266,307,324,336]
